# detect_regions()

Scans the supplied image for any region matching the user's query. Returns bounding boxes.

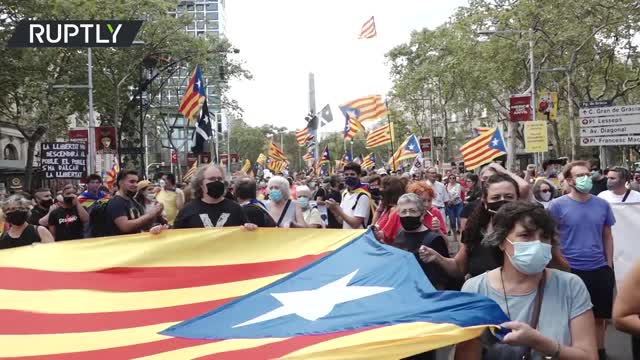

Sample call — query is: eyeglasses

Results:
[540,189,550,193]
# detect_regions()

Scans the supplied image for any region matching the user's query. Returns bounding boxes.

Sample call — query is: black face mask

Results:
[206,181,225,199]
[370,188,381,198]
[125,189,136,198]
[400,215,423,231]
[345,176,360,188]
[6,210,28,226]
[39,199,54,208]
[486,200,510,213]
[63,196,74,205]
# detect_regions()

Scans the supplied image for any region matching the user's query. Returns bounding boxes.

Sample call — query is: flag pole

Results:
[386,99,396,172]
[308,73,319,163]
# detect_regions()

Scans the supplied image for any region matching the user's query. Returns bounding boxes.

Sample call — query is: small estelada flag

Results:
[359,16,377,39]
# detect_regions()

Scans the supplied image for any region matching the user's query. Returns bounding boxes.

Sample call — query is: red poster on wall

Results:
[509,95,532,122]
[68,128,88,144]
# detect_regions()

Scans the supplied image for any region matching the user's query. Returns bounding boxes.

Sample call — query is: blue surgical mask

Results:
[506,239,552,275]
[575,175,593,193]
[269,189,283,202]
[297,197,309,209]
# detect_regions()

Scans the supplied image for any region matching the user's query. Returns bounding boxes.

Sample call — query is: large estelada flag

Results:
[0,229,508,359]
[460,127,507,170]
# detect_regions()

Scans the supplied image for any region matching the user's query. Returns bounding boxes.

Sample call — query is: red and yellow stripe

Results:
[0,228,361,359]
[341,95,388,124]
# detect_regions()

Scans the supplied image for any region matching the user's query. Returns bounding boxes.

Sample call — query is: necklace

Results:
[499,267,511,319]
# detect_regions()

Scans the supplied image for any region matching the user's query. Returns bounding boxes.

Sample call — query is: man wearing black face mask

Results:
[105,170,163,236]
[46,184,89,241]
[27,188,54,226]
[393,193,450,291]
[174,165,256,230]
[325,163,372,229]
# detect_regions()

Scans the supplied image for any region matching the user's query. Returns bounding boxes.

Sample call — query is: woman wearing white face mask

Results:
[296,186,324,229]
[455,201,597,360]
[532,179,557,209]
[134,180,167,227]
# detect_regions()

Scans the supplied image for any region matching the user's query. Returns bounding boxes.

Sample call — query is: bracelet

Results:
[543,341,560,359]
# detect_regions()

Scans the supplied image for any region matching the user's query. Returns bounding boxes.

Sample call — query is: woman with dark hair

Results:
[420,174,570,280]
[455,201,596,360]
[465,173,482,203]
[532,179,557,209]
[372,176,405,228]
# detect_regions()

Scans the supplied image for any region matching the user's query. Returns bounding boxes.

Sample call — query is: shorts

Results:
[572,265,615,319]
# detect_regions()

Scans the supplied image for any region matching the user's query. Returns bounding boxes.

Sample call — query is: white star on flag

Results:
[233,270,392,328]
[195,79,201,89]
[491,139,499,147]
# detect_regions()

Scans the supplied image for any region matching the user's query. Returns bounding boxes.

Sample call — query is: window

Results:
[196,21,205,29]
[206,3,218,11]
[206,12,218,20]
[4,144,18,160]
[186,4,194,11]
[187,23,195,30]
[197,31,205,37]
[207,20,219,29]
[196,4,204,11]
[196,12,205,20]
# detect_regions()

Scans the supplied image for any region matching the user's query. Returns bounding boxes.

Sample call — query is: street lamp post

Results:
[146,162,165,179]
[477,28,535,170]
[540,66,575,160]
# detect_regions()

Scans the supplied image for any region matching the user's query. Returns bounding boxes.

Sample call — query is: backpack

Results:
[346,189,375,228]
[89,198,113,237]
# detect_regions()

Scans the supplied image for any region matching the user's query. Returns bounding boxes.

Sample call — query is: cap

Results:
[376,168,388,176]
[137,180,152,192]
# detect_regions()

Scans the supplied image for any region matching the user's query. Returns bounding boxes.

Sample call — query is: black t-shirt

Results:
[174,198,247,229]
[106,195,144,236]
[242,203,276,228]
[325,189,342,229]
[48,206,84,241]
[0,225,42,250]
[591,177,608,195]
[27,206,48,226]
[394,229,450,289]
[460,200,480,219]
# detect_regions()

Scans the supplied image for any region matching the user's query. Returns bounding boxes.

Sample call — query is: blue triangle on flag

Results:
[488,128,507,153]
[161,230,508,340]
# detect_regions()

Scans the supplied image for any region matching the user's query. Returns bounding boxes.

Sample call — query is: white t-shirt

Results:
[429,181,450,208]
[340,191,371,229]
[598,189,640,203]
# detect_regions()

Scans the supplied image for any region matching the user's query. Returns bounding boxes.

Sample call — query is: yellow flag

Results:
[256,153,266,166]
[241,159,251,174]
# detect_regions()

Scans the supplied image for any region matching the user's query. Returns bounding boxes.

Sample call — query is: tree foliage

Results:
[386,0,640,166]
[0,0,249,186]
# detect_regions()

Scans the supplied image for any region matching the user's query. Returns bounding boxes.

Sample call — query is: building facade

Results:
[0,122,42,193]
[153,0,227,170]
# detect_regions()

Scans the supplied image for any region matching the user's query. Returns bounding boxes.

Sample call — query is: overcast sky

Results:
[225,0,468,132]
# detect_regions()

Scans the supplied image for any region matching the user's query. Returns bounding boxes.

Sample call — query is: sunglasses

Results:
[540,189,551,193]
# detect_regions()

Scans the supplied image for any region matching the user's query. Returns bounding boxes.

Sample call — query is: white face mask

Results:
[145,193,156,201]
[159,180,166,188]
[539,191,552,202]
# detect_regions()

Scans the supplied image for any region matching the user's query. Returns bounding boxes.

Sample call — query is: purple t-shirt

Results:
[548,195,615,271]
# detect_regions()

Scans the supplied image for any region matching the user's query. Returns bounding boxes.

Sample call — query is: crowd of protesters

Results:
[3,158,640,360]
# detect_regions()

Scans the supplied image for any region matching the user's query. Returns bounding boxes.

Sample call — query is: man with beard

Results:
[105,170,164,236]
[173,165,256,230]
[28,188,54,225]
